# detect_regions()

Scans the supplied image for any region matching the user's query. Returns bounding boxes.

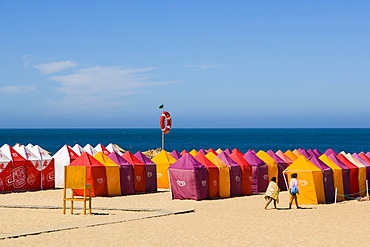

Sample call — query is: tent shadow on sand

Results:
[276,207,315,210]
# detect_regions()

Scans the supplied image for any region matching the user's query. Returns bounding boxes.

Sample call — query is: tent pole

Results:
[283,170,289,192]
[162,131,165,151]
[334,188,338,204]
[366,180,369,202]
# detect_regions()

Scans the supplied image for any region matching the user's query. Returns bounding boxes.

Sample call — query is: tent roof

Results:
[95,144,111,155]
[107,151,131,166]
[94,152,118,166]
[197,149,207,155]
[324,149,338,156]
[31,145,53,161]
[229,151,251,167]
[243,150,265,166]
[285,155,321,172]
[217,152,238,167]
[256,150,276,165]
[151,150,177,163]
[205,152,228,167]
[1,144,27,161]
[266,150,286,164]
[327,154,348,170]
[194,153,217,168]
[13,145,40,161]
[83,144,98,156]
[134,151,155,165]
[309,156,331,171]
[275,150,293,164]
[169,150,182,160]
[0,150,11,163]
[170,153,205,170]
[69,152,105,167]
[122,151,144,165]
[319,154,341,171]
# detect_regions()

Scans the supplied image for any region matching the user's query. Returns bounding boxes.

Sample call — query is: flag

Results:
[159,104,164,109]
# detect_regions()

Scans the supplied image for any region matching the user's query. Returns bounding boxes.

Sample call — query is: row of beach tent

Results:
[2,143,369,206]
[168,148,370,204]
[0,144,54,192]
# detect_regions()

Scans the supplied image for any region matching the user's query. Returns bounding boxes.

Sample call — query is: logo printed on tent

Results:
[12,153,18,157]
[6,175,12,186]
[27,173,36,185]
[298,180,308,186]
[157,173,162,178]
[136,176,141,181]
[263,174,268,180]
[97,178,104,184]
[47,172,54,182]
[127,175,131,181]
[41,152,45,156]
[177,180,186,187]
[147,172,153,177]
[69,152,75,157]
[201,180,207,187]
[213,180,217,186]
[103,151,109,154]
[235,176,241,182]
[13,167,26,188]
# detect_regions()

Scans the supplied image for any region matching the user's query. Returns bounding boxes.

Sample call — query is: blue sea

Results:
[0,128,370,155]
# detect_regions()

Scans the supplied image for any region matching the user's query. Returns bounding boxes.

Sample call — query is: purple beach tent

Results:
[298,148,311,159]
[197,149,207,155]
[217,152,242,196]
[313,149,322,157]
[107,151,135,195]
[327,154,351,198]
[170,150,182,160]
[223,149,232,155]
[324,149,338,157]
[134,151,157,192]
[309,156,335,203]
[243,150,268,193]
[266,150,288,191]
[168,153,209,200]
[307,149,319,158]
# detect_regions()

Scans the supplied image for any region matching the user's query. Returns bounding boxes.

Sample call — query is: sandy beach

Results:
[0,189,369,247]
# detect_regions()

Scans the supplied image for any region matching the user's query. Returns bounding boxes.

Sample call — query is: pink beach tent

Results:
[170,150,182,160]
[134,151,157,192]
[168,153,209,200]
[275,150,293,165]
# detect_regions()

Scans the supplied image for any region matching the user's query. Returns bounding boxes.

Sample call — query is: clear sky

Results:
[1,1,369,128]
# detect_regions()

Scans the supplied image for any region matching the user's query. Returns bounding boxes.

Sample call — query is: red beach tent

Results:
[194,153,219,198]
[69,152,108,197]
[134,151,157,192]
[0,150,13,192]
[229,148,252,195]
[31,145,55,190]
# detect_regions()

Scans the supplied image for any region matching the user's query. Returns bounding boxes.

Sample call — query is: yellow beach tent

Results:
[94,152,121,196]
[205,152,230,198]
[151,150,177,189]
[284,155,325,205]
[215,148,223,154]
[284,150,299,162]
[256,150,279,182]
[319,154,344,201]
[341,152,367,197]
[189,149,198,156]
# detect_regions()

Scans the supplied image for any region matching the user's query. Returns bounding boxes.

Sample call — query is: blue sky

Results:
[1,1,370,128]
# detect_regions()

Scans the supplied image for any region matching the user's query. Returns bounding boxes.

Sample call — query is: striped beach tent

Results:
[230,148,252,195]
[95,144,111,155]
[108,151,134,195]
[134,151,157,192]
[31,145,55,190]
[94,152,121,196]
[194,152,219,198]
[244,150,268,193]
[205,152,230,198]
[218,152,242,196]
[122,151,146,193]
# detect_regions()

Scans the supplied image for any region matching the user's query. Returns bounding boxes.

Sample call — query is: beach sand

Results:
[0,189,369,246]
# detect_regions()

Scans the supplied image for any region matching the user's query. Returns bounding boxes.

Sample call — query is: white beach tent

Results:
[0,150,13,192]
[72,144,86,156]
[95,144,111,155]
[106,143,124,155]
[26,143,34,149]
[52,145,79,187]
[13,144,42,190]
[83,144,98,156]
[31,145,55,189]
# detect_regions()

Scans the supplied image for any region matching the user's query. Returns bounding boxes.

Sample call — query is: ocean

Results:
[0,128,370,155]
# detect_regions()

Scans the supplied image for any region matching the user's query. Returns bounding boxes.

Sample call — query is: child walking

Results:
[264,177,280,209]
[289,173,300,209]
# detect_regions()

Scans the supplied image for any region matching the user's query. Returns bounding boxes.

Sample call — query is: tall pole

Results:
[161,103,165,151]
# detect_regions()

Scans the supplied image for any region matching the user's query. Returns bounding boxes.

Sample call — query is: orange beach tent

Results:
[284,155,325,205]
[205,152,230,198]
[194,153,220,198]
[94,152,121,196]
[151,150,177,189]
